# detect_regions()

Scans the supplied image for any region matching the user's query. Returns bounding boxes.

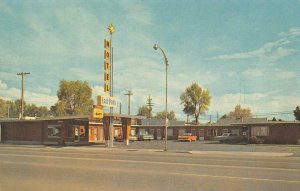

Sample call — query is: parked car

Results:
[129,134,138,142]
[214,133,244,143]
[178,133,197,142]
[114,135,123,142]
[137,132,154,141]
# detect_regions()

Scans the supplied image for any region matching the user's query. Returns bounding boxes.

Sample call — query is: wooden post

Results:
[121,118,131,146]
[103,116,110,147]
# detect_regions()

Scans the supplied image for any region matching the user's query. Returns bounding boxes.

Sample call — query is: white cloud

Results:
[208,28,298,62]
[0,83,57,107]
[92,85,104,103]
[120,0,153,26]
[25,91,57,107]
[273,68,297,79]
[0,80,8,90]
[242,68,265,77]
[70,68,101,82]
[209,91,298,121]
[37,87,51,95]
[242,67,296,80]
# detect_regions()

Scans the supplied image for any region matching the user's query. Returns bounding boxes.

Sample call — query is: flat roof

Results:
[0,113,146,123]
[231,121,300,126]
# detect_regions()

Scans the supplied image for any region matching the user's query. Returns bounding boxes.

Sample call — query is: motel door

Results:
[199,129,204,140]
[74,126,80,142]
[157,129,161,140]
[99,127,104,142]
[93,127,98,141]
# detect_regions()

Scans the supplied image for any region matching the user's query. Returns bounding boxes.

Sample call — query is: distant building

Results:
[141,119,185,126]
[217,117,268,126]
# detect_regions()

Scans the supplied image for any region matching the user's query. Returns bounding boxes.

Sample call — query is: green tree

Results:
[137,105,152,118]
[180,83,211,124]
[228,104,252,118]
[25,104,49,118]
[294,106,300,121]
[8,99,22,118]
[0,98,9,118]
[1,98,50,118]
[51,80,94,116]
[155,110,176,120]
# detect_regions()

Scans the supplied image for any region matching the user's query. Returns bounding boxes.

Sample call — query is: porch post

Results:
[121,118,131,146]
[103,116,110,147]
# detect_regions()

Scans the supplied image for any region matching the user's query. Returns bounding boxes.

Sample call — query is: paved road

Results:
[112,140,300,156]
[1,145,300,191]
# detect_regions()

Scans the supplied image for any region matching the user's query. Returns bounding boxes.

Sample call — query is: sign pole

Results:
[108,24,115,148]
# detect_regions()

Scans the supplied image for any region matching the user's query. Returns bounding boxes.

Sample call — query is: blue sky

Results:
[0,0,299,122]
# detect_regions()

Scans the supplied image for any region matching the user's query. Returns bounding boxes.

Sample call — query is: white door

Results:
[157,129,161,140]
[94,127,98,141]
[199,129,204,140]
[99,127,104,142]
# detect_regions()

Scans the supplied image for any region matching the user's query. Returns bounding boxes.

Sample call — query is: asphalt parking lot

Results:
[96,140,300,157]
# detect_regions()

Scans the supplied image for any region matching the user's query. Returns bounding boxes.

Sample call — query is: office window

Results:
[80,126,86,137]
[47,125,61,138]
[167,129,173,136]
[222,129,228,134]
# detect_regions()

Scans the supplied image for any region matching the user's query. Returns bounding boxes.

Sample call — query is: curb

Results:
[189,151,294,157]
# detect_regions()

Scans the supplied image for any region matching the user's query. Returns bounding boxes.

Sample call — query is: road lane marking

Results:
[2,160,300,185]
[1,153,300,173]
[1,148,300,166]
[170,172,300,184]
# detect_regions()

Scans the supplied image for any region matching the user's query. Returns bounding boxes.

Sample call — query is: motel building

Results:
[0,114,144,146]
[0,116,300,145]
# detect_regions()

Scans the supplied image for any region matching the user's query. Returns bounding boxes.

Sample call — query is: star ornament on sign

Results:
[107,24,115,35]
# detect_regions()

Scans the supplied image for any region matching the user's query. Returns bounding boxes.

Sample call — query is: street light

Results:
[153,44,169,151]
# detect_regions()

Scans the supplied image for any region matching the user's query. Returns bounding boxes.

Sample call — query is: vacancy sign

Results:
[97,95,117,108]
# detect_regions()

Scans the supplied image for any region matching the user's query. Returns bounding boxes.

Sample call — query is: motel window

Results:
[191,129,196,136]
[207,129,211,136]
[199,129,204,137]
[251,126,269,136]
[167,129,173,136]
[80,126,86,137]
[222,129,228,134]
[150,129,155,135]
[179,129,186,136]
[47,125,61,138]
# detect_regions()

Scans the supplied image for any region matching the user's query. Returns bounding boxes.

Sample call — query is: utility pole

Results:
[17,72,30,120]
[146,95,154,118]
[124,90,133,115]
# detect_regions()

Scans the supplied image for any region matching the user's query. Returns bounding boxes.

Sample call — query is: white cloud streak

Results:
[208,28,299,62]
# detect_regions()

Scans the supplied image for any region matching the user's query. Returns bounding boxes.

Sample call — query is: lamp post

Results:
[153,44,169,151]
[107,23,115,148]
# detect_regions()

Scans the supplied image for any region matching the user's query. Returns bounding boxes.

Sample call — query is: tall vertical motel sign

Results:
[97,24,117,109]
[104,38,111,93]
[92,37,111,119]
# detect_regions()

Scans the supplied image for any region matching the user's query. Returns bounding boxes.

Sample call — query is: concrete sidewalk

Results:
[0,142,297,157]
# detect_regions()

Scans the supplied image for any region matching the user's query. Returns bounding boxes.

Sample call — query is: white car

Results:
[214,133,243,143]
